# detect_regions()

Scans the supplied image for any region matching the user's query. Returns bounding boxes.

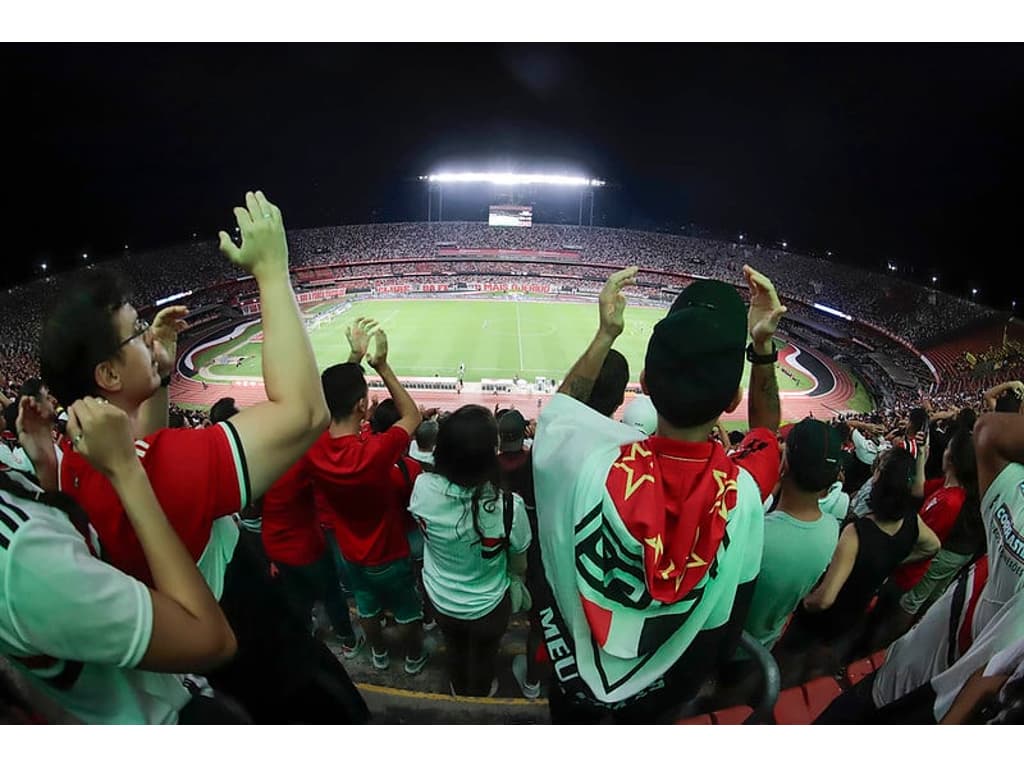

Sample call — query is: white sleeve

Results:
[851,429,877,464]
[533,393,643,486]
[3,517,153,669]
[984,635,1024,680]
[509,493,532,554]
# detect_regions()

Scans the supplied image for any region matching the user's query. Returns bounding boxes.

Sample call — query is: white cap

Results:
[621,394,658,436]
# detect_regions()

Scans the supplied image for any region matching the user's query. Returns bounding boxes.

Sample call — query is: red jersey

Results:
[58,422,249,585]
[261,458,325,567]
[391,455,423,532]
[306,425,412,567]
[892,478,967,591]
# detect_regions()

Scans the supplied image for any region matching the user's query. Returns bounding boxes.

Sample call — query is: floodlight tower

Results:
[419,171,606,226]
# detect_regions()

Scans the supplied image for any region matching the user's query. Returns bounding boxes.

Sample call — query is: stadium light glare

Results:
[40,262,47,271]
[932,276,938,283]
[82,253,88,260]
[426,172,605,187]
[781,240,788,248]
[972,288,978,295]
[813,302,852,321]
[738,234,745,241]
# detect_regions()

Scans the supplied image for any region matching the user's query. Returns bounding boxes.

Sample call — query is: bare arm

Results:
[803,523,859,613]
[940,667,1009,724]
[974,411,1024,500]
[983,380,1023,411]
[558,267,638,403]
[744,265,786,432]
[902,516,941,563]
[68,398,236,673]
[367,329,421,436]
[911,433,929,498]
[218,192,330,500]
[15,396,57,492]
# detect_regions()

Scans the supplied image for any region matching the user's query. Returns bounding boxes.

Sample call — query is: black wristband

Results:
[746,342,778,365]
[160,374,172,388]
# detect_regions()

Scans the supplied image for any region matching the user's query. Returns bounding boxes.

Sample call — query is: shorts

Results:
[343,555,423,624]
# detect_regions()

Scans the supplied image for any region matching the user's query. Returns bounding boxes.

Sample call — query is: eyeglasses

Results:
[118,317,151,347]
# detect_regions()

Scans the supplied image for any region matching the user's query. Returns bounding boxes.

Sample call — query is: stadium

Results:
[2,42,1023,731]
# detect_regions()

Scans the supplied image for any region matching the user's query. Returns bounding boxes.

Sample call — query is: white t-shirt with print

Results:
[0,484,190,724]
[411,473,531,621]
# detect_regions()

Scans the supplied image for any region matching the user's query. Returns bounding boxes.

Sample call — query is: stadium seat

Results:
[711,705,753,725]
[773,677,843,725]
[844,657,875,687]
[870,649,887,669]
[676,713,714,725]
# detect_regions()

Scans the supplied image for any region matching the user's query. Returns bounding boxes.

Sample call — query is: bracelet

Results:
[746,342,778,365]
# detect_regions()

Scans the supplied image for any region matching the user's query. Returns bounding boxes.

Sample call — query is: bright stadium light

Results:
[82,253,88,260]
[972,288,978,295]
[781,240,788,248]
[426,172,605,187]
[40,262,47,271]
[932,276,938,283]
[738,234,745,241]
[813,302,852,321]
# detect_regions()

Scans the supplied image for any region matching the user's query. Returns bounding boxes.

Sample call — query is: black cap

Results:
[786,418,844,492]
[498,409,527,450]
[644,279,747,428]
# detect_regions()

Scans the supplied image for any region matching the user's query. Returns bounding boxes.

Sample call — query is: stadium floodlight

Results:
[781,240,788,248]
[932,276,938,283]
[813,302,852,321]
[426,172,605,188]
[972,288,978,295]
[738,234,745,241]
[40,262,47,271]
[82,253,88,260]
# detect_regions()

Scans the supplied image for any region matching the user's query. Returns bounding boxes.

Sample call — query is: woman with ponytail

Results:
[409,405,532,696]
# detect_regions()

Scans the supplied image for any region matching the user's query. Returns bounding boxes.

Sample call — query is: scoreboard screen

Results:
[488,205,533,228]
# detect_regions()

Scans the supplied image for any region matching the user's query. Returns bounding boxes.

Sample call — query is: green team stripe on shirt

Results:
[216,421,251,509]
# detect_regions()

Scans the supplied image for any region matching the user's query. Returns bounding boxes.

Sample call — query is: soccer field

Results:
[196,297,815,391]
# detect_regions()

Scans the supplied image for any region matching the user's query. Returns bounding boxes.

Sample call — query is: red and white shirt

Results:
[58,421,249,598]
[892,477,967,591]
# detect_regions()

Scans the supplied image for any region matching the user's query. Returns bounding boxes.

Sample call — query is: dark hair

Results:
[414,418,439,451]
[209,397,239,424]
[728,430,745,446]
[869,448,915,522]
[18,379,44,400]
[956,408,977,432]
[432,405,503,548]
[320,363,368,421]
[168,411,186,429]
[2,402,17,433]
[995,391,1023,414]
[947,427,980,531]
[908,407,930,434]
[369,398,400,434]
[585,349,629,418]
[39,270,130,407]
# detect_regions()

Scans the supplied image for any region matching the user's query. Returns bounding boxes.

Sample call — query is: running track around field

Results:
[170,341,859,424]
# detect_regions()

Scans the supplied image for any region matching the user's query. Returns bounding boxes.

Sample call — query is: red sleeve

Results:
[375,426,412,469]
[729,427,781,502]
[141,424,248,547]
[924,477,944,498]
[922,489,966,543]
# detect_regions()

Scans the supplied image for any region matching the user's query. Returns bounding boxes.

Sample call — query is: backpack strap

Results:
[502,490,514,546]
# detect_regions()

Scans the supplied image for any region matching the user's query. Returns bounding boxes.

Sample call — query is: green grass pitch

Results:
[197,297,817,392]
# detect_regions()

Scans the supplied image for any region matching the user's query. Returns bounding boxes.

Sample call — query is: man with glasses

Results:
[20,192,367,723]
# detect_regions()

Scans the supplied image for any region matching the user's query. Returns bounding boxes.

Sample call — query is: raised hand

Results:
[151,305,190,377]
[598,266,639,340]
[744,265,788,348]
[66,397,139,479]
[367,328,389,370]
[217,191,288,279]
[346,317,378,363]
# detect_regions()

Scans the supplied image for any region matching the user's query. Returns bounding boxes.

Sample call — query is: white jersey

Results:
[0,480,190,723]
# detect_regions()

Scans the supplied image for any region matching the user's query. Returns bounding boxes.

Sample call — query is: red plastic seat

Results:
[676,713,714,725]
[870,649,887,669]
[844,657,875,687]
[711,705,753,725]
[773,677,843,724]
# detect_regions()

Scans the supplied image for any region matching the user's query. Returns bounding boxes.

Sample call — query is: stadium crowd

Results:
[0,194,1021,725]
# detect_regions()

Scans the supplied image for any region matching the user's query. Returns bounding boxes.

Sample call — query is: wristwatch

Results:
[746,342,778,365]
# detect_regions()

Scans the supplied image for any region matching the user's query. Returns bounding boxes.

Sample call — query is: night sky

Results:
[3,44,1022,311]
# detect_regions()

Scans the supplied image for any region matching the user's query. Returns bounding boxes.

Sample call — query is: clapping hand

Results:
[346,317,378,363]
[744,265,787,349]
[367,328,389,370]
[217,191,288,279]
[598,267,639,340]
[151,305,190,377]
[66,398,138,479]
